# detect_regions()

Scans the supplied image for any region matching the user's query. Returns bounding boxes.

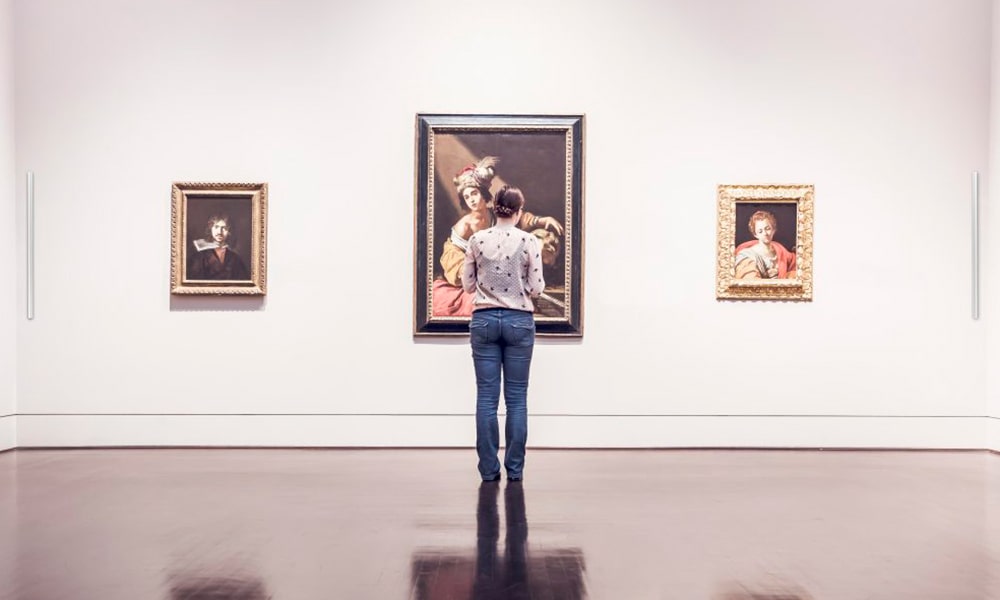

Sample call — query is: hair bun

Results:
[493,185,525,217]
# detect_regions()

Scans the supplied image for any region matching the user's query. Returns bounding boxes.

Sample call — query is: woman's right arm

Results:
[462,237,478,294]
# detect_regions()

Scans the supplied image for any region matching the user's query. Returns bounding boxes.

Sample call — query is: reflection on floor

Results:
[167,572,270,600]
[0,448,996,599]
[411,481,586,599]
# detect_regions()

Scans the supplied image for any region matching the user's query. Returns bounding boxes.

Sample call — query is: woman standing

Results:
[461,185,545,482]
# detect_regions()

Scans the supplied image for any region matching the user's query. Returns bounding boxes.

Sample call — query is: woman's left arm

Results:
[524,236,545,298]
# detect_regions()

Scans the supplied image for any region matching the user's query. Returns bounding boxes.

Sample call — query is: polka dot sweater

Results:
[461,221,546,313]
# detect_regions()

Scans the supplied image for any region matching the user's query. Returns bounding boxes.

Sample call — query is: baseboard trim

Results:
[987,416,1000,452]
[10,446,998,455]
[0,415,15,452]
[11,414,992,449]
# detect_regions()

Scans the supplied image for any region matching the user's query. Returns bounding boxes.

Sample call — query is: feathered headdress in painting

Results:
[453,156,498,199]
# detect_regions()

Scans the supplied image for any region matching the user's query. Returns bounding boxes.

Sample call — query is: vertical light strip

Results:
[26,171,34,320]
[972,171,979,320]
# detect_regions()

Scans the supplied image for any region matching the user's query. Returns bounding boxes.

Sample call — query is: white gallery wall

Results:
[989,0,1000,452]
[0,0,16,452]
[10,0,995,448]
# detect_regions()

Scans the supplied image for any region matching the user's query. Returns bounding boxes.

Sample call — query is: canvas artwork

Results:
[170,182,268,295]
[414,114,584,336]
[716,184,814,301]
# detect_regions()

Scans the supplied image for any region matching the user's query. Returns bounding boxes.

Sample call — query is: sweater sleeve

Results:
[461,235,478,294]
[524,235,545,298]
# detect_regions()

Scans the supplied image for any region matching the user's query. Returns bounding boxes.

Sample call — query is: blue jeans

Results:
[470,308,535,480]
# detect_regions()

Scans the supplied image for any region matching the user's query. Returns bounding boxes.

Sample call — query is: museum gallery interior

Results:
[0,1,999,599]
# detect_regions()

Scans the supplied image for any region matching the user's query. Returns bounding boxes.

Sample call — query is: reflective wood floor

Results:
[0,449,997,599]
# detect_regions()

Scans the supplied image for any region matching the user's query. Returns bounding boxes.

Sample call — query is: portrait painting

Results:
[170,182,268,295]
[716,184,814,300]
[414,114,584,336]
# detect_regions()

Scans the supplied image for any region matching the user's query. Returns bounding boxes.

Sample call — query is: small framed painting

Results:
[716,184,814,301]
[171,182,267,295]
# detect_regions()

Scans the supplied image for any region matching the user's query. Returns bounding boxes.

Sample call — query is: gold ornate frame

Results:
[170,182,268,295]
[716,184,813,301]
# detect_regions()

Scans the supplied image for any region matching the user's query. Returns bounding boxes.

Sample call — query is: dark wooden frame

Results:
[414,114,584,336]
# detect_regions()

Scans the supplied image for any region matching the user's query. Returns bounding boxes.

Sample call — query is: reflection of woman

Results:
[734,210,796,279]
[462,186,544,482]
[473,480,500,598]
[472,479,529,599]
[431,157,563,316]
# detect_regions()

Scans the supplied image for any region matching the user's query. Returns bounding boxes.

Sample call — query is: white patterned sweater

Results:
[461,221,546,313]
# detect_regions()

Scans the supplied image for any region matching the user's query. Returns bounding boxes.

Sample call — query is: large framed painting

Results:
[414,114,584,336]
[171,182,268,295]
[716,184,814,301]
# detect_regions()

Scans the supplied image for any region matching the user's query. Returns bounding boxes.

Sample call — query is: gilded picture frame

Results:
[716,184,814,301]
[414,114,585,336]
[170,182,268,295]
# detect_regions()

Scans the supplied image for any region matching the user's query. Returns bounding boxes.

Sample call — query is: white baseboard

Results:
[988,417,1000,452]
[0,416,15,451]
[12,414,991,449]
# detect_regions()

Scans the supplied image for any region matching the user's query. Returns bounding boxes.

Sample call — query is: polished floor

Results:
[0,449,997,599]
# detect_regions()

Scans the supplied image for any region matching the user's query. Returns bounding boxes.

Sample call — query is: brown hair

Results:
[204,214,232,236]
[493,185,524,218]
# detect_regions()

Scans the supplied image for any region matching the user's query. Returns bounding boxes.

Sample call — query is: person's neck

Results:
[496,216,518,227]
